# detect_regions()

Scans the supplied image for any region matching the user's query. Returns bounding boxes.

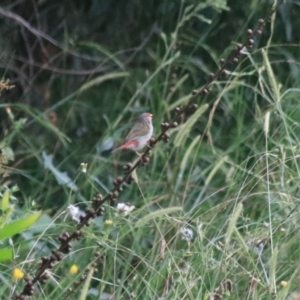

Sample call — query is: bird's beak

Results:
[147,113,153,119]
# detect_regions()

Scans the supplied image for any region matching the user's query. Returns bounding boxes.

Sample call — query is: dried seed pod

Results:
[94,193,103,201]
[170,122,178,128]
[256,29,262,35]
[123,163,132,171]
[62,232,70,238]
[162,133,170,143]
[209,73,215,80]
[161,122,169,129]
[232,57,238,63]
[248,39,254,46]
[52,250,62,260]
[149,137,156,147]
[126,174,135,184]
[74,280,80,287]
[117,176,123,183]
[247,29,253,36]
[258,19,265,25]
[96,209,103,216]
[142,156,150,164]
[211,292,222,299]
[24,276,31,283]
[41,257,48,264]
[85,208,93,214]
[223,279,233,292]
[220,58,225,66]
[189,103,198,111]
[236,44,243,51]
[202,88,208,94]
[221,70,228,76]
[73,230,82,239]
[191,89,198,96]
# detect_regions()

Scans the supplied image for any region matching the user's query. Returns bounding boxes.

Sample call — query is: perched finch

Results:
[112,112,153,155]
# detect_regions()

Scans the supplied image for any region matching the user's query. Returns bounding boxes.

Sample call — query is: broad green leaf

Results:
[135,207,182,228]
[0,248,13,262]
[0,211,42,240]
[174,104,208,147]
[28,214,54,233]
[1,190,10,211]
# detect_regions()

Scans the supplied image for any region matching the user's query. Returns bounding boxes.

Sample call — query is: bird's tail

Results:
[112,140,139,153]
[111,146,123,153]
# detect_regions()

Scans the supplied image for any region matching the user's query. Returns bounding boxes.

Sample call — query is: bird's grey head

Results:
[139,112,153,122]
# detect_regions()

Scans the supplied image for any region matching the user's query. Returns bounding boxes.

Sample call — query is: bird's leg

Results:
[135,151,142,157]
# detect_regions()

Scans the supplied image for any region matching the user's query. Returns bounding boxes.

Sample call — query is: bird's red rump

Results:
[122,140,139,148]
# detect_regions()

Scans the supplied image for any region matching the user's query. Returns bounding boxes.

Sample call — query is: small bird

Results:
[112,112,153,155]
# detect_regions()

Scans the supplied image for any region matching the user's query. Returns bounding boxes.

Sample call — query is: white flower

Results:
[80,163,88,173]
[68,204,83,222]
[180,226,194,241]
[116,203,135,216]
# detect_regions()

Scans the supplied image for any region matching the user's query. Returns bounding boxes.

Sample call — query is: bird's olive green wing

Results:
[125,122,150,141]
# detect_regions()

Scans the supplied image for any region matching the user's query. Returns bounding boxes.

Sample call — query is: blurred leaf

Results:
[79,72,129,93]
[0,211,42,240]
[27,214,54,234]
[0,145,14,162]
[0,248,13,262]
[1,190,9,211]
[42,151,78,191]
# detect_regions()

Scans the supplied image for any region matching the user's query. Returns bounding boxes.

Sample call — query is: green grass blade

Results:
[79,72,129,93]
[262,49,280,102]
[225,203,243,246]
[135,207,182,228]
[174,104,208,147]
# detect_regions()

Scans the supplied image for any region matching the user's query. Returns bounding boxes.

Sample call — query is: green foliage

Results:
[0,189,42,262]
[0,0,300,299]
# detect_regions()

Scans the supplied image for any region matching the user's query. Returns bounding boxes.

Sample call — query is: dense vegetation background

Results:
[1,0,300,299]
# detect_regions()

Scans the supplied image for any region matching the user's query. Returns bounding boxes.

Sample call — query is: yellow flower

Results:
[13,268,24,279]
[280,281,288,287]
[105,220,113,225]
[70,264,79,274]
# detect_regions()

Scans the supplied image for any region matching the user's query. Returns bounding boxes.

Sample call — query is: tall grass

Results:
[1,0,300,299]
